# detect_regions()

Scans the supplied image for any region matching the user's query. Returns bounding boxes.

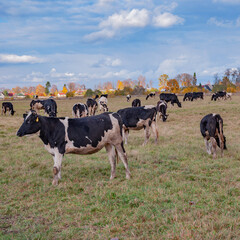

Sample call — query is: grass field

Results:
[0,95,240,239]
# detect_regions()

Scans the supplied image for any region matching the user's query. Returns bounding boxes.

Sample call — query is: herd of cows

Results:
[1,91,229,185]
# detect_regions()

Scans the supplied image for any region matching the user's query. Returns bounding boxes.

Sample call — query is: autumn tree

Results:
[50,85,58,95]
[167,79,180,93]
[62,84,68,94]
[176,73,193,87]
[117,80,124,90]
[36,84,46,96]
[158,74,169,91]
[103,81,113,90]
[12,86,22,94]
[68,82,76,92]
[138,75,146,88]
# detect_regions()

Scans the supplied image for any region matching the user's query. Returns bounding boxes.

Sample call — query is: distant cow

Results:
[226,92,232,100]
[160,93,182,108]
[17,111,131,185]
[211,91,226,101]
[183,92,193,101]
[132,99,141,107]
[72,103,88,118]
[146,92,155,100]
[117,106,158,145]
[200,113,227,158]
[156,100,168,122]
[1,102,15,116]
[126,94,131,102]
[98,96,108,112]
[30,99,57,117]
[86,98,98,116]
[191,92,203,101]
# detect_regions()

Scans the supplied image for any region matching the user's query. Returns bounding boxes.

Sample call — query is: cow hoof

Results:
[126,173,131,179]
[52,179,58,186]
[110,175,116,180]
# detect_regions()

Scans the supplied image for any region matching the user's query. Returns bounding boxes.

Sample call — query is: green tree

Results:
[193,72,197,86]
[45,81,51,95]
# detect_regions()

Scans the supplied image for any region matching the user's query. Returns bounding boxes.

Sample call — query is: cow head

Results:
[17,110,41,137]
[162,114,169,122]
[11,110,16,116]
[177,101,182,108]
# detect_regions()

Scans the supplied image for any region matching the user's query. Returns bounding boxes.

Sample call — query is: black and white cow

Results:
[211,91,226,101]
[200,113,227,158]
[117,106,158,145]
[156,100,168,122]
[191,92,203,101]
[126,94,131,102]
[86,98,98,116]
[1,102,15,116]
[183,92,193,101]
[17,111,131,185]
[30,99,57,117]
[98,96,108,112]
[146,92,155,100]
[159,93,182,108]
[72,103,88,118]
[132,99,141,107]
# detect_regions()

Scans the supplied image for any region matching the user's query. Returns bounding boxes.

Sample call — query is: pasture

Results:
[0,95,240,239]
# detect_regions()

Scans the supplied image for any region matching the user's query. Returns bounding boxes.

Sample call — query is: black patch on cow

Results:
[67,113,113,148]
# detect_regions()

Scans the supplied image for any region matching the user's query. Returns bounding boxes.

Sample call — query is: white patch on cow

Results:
[44,144,59,156]
[144,105,155,109]
[212,113,216,117]
[25,111,33,120]
[85,136,92,143]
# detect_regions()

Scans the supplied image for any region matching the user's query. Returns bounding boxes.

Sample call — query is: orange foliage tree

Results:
[36,84,46,96]
[167,79,180,93]
[117,80,124,90]
[62,84,68,94]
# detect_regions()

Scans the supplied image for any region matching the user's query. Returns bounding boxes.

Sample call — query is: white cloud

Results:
[93,57,122,67]
[153,12,184,28]
[213,0,240,3]
[0,54,43,64]
[207,17,233,27]
[83,29,115,41]
[100,9,150,29]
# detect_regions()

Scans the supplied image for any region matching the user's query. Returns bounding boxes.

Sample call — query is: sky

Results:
[0,0,240,89]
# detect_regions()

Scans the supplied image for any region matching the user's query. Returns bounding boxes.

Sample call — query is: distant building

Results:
[203,84,213,92]
[57,92,66,98]
[0,92,4,99]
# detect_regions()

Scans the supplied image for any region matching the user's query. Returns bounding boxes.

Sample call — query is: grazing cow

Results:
[1,102,15,116]
[100,94,108,98]
[159,93,182,108]
[86,98,98,116]
[126,94,131,102]
[98,96,108,112]
[156,100,168,122]
[191,92,204,101]
[226,92,232,100]
[146,92,155,100]
[117,106,158,145]
[17,111,131,185]
[183,92,193,101]
[30,99,57,117]
[200,113,227,158]
[98,96,108,104]
[72,103,88,118]
[211,91,226,101]
[132,99,141,107]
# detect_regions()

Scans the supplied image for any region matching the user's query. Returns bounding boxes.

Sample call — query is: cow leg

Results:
[115,143,131,179]
[210,137,217,159]
[105,144,116,180]
[218,133,224,157]
[143,125,151,146]
[204,138,211,155]
[52,151,63,185]
[122,129,129,145]
[151,121,158,144]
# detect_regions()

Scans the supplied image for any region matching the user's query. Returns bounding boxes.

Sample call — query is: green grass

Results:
[0,95,240,239]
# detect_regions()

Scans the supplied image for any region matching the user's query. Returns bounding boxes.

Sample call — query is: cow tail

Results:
[218,117,224,143]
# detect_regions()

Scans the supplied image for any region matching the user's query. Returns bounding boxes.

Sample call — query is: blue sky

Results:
[0,0,240,89]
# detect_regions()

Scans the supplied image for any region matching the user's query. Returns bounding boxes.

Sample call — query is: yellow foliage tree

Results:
[181,87,192,94]
[62,85,68,94]
[117,80,124,90]
[158,74,169,91]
